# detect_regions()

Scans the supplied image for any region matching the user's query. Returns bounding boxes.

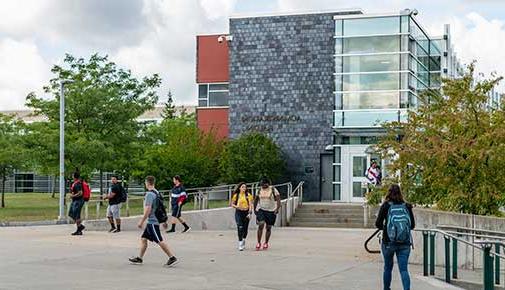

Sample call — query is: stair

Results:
[289,203,373,228]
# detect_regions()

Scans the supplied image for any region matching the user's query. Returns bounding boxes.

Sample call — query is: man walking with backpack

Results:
[375,184,415,290]
[104,175,126,233]
[129,176,178,267]
[68,171,91,236]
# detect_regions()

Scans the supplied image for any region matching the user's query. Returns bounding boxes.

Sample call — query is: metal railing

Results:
[419,228,505,290]
[68,181,303,221]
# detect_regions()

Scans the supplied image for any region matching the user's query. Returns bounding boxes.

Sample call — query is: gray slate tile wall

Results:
[229,13,335,201]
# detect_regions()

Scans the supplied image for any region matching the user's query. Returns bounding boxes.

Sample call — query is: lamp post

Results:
[58,79,74,221]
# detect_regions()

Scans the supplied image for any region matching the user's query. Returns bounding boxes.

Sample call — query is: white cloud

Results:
[0,38,50,110]
[200,0,237,20]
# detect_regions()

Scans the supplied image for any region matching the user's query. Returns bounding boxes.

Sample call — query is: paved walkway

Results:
[0,226,460,290]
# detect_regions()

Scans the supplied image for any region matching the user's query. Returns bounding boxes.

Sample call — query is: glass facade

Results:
[333,13,451,200]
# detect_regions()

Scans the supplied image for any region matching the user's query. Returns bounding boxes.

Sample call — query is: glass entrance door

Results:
[351,155,368,202]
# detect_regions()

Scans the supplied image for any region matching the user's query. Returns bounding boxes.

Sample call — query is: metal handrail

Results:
[438,224,505,238]
[364,229,381,254]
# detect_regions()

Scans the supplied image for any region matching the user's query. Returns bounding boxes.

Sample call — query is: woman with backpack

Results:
[375,184,415,290]
[230,182,253,251]
[254,177,281,251]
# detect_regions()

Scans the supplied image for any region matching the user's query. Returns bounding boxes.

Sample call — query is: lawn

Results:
[0,193,230,222]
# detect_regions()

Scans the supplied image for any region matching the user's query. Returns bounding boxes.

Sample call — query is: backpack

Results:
[72,181,91,202]
[119,185,128,203]
[386,202,411,244]
[152,190,168,223]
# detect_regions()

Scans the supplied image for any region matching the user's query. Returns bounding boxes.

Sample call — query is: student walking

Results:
[129,176,178,267]
[230,182,253,251]
[104,175,125,233]
[375,184,415,290]
[167,175,191,233]
[254,177,281,251]
[68,172,89,236]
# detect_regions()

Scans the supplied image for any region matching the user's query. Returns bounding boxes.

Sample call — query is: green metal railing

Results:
[419,228,505,290]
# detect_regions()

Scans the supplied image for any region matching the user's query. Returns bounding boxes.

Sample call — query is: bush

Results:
[219,133,286,184]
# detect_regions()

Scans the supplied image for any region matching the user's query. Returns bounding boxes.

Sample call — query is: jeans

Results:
[235,210,250,241]
[382,242,411,290]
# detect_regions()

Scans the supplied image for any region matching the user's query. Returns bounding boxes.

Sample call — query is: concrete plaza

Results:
[0,226,460,290]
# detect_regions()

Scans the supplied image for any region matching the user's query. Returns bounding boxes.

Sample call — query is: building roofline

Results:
[230,8,364,20]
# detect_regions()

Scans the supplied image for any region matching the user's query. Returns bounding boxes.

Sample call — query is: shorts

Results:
[171,203,183,218]
[256,209,277,226]
[68,199,85,221]
[141,224,163,243]
[107,203,121,219]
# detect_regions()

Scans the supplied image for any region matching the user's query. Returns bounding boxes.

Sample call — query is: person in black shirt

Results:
[166,175,191,233]
[69,172,85,236]
[375,184,415,290]
[104,175,124,233]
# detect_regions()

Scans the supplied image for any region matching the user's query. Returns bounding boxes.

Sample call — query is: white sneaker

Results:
[239,240,245,251]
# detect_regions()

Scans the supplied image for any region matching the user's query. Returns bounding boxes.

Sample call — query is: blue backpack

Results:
[387,202,411,244]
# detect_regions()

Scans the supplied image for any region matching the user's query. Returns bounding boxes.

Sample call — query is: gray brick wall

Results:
[229,13,335,201]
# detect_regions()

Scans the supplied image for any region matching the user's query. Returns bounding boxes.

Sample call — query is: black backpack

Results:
[119,185,128,203]
[152,190,168,223]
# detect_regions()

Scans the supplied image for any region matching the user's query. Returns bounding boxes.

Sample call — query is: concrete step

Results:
[298,204,364,210]
[288,221,367,228]
[295,209,365,216]
[291,216,365,223]
[293,212,364,219]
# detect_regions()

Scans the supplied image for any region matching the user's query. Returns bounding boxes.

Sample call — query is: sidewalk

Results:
[0,226,460,290]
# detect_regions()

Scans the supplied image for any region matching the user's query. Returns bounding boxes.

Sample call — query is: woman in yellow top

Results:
[230,182,254,251]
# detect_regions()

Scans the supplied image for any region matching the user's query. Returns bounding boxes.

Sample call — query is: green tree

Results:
[161,90,176,120]
[0,114,26,208]
[219,132,286,184]
[376,63,504,215]
[26,54,160,182]
[136,116,224,189]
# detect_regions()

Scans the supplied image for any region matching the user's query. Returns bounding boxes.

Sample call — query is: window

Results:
[343,17,400,36]
[342,91,399,110]
[343,54,400,72]
[343,36,400,54]
[198,83,229,107]
[343,72,400,91]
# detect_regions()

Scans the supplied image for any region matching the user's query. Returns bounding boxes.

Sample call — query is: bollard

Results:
[444,236,451,283]
[484,244,495,290]
[125,197,130,217]
[96,201,100,219]
[429,232,436,276]
[496,243,501,285]
[452,237,458,279]
[423,231,429,276]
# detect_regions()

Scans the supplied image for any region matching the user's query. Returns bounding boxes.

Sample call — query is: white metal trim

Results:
[334,32,408,38]
[334,51,408,57]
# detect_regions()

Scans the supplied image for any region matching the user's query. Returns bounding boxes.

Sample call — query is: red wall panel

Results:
[196,107,229,140]
[196,35,229,83]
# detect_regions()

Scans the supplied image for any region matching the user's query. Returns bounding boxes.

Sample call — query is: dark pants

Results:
[382,242,411,290]
[235,210,250,241]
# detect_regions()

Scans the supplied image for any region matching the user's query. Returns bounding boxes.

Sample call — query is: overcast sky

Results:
[0,0,504,110]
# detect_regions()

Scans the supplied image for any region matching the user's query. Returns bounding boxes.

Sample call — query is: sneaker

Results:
[239,240,245,251]
[112,229,121,233]
[182,227,191,233]
[108,228,116,233]
[166,229,176,233]
[71,230,82,236]
[255,243,261,251]
[129,256,143,264]
[165,256,179,267]
[262,243,269,250]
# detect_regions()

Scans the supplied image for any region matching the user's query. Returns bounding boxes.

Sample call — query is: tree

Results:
[376,63,504,215]
[161,90,176,120]
[219,133,286,184]
[136,115,224,189]
[26,54,161,183]
[0,114,26,208]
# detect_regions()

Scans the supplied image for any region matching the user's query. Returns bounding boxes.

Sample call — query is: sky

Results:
[0,0,504,110]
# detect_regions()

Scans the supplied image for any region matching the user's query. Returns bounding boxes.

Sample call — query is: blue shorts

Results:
[68,199,85,221]
[171,203,182,218]
[141,224,163,243]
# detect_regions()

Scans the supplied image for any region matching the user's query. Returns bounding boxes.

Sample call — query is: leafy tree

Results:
[26,54,160,183]
[136,116,224,189]
[161,90,176,120]
[376,63,504,215]
[0,114,26,207]
[219,132,286,184]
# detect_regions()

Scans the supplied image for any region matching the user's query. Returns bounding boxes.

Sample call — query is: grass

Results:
[0,193,230,222]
